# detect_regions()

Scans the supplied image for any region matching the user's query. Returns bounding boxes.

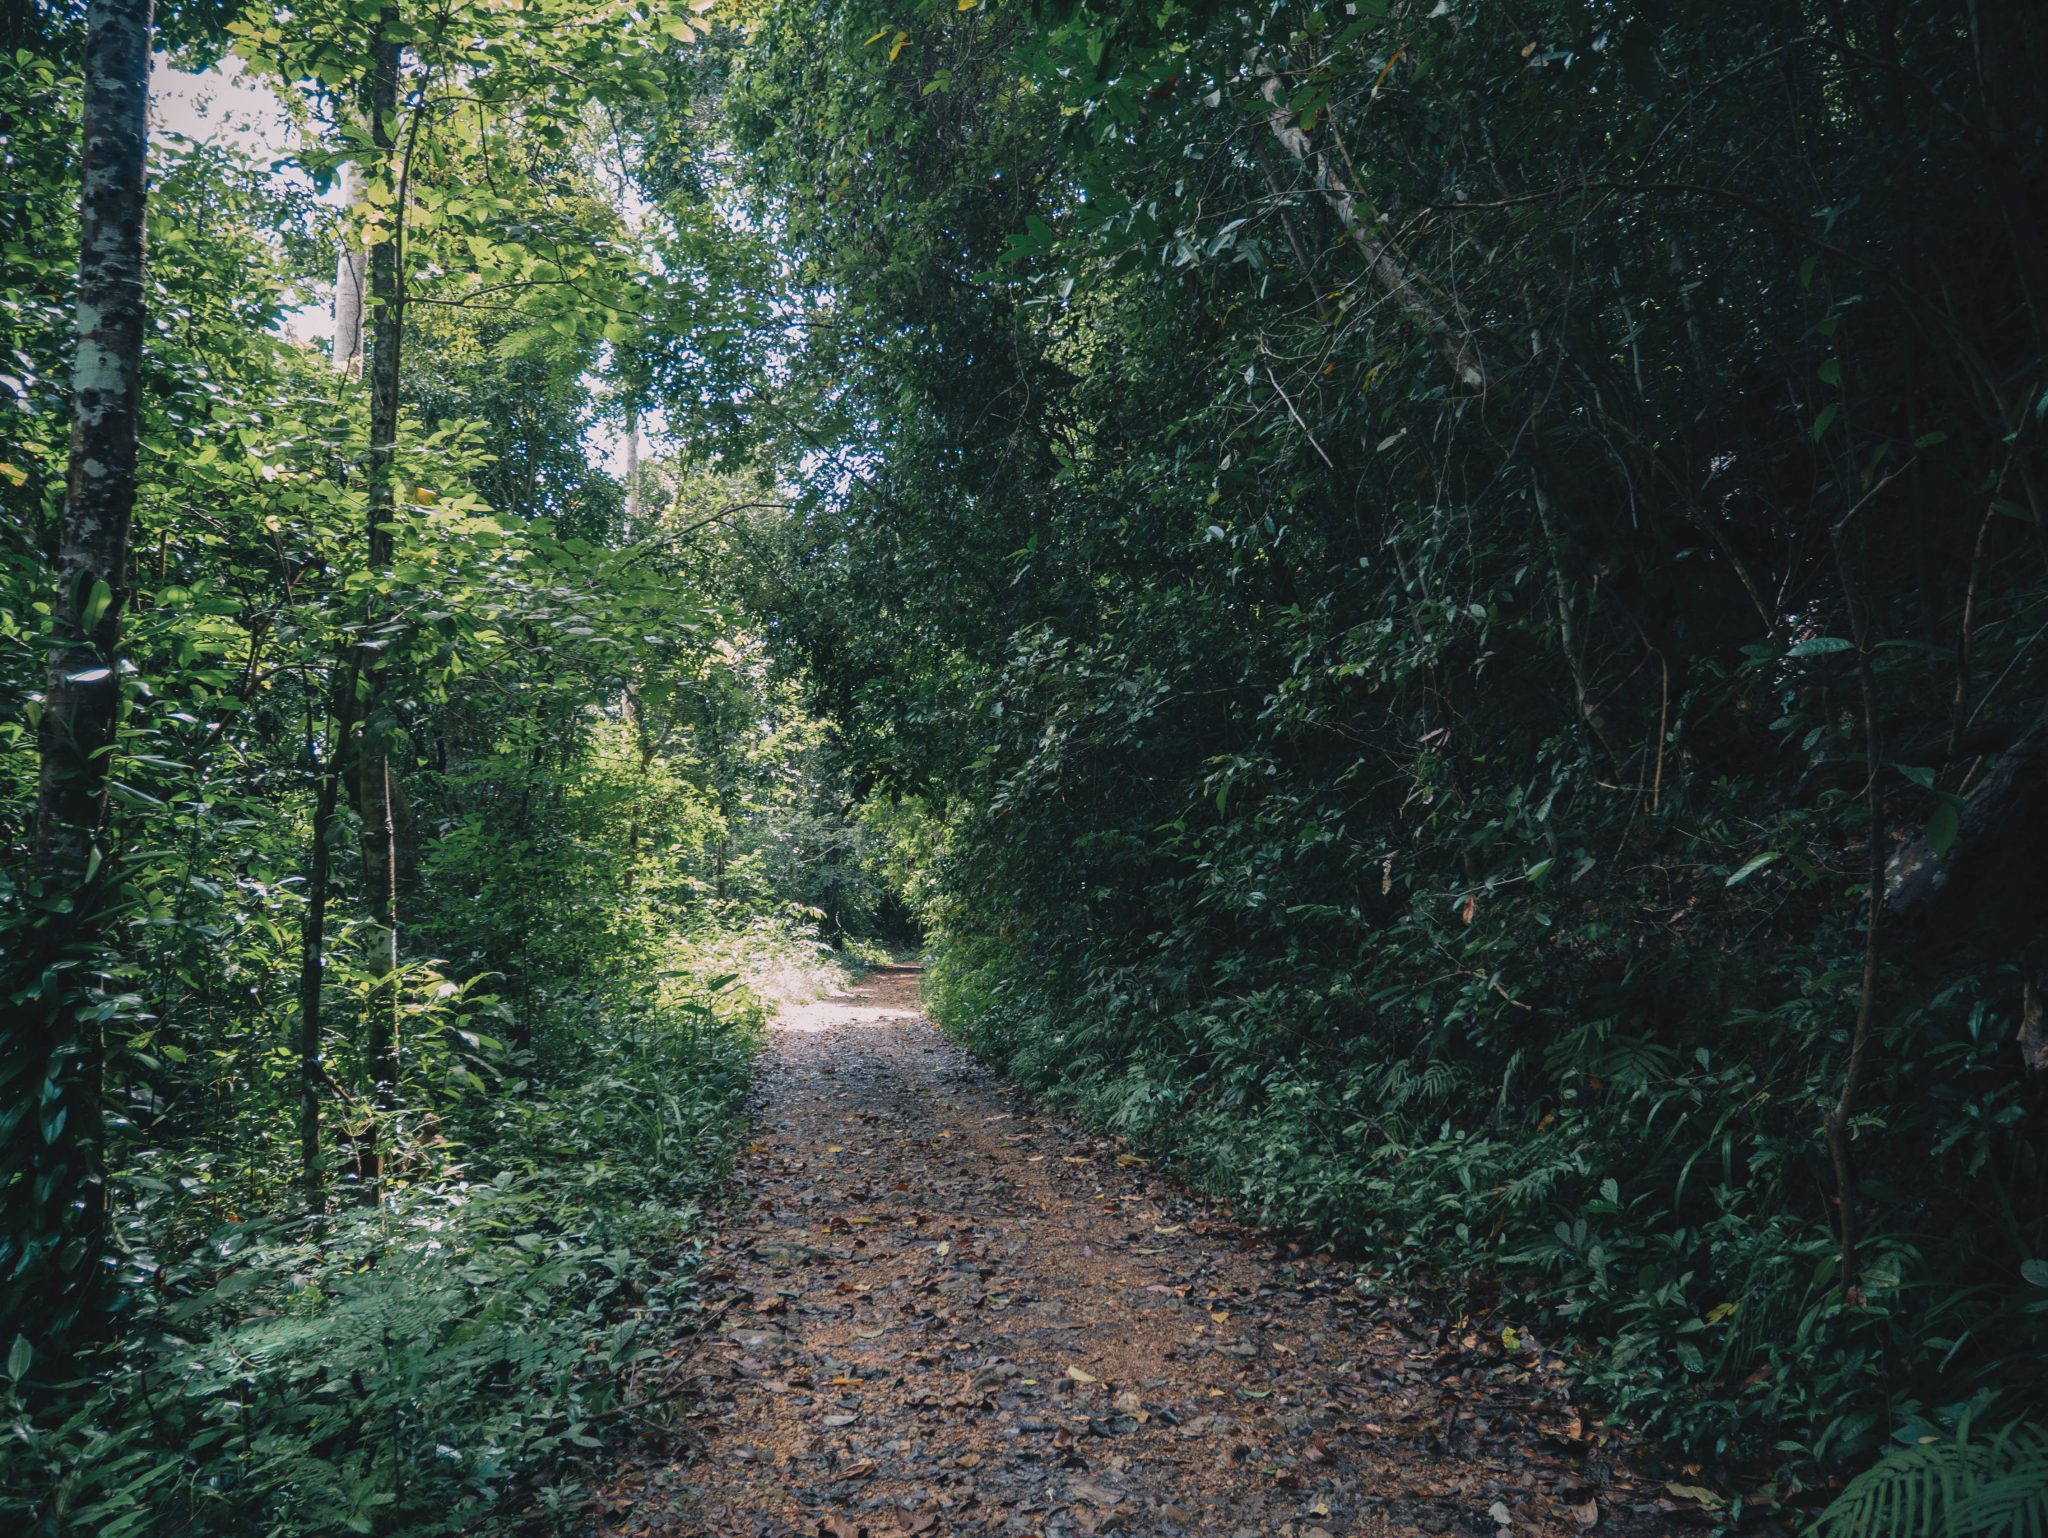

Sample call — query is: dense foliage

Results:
[7,0,2048,1526]
[1,3,897,1530]
[719,0,2048,1504]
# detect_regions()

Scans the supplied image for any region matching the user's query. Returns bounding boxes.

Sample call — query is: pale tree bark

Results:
[1257,69,1484,389]
[6,0,154,1346]
[332,161,366,377]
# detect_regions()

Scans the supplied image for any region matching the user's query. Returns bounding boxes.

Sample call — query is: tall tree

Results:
[4,0,155,1346]
[353,19,407,1170]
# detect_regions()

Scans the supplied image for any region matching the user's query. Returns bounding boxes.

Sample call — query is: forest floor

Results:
[592,967,1695,1538]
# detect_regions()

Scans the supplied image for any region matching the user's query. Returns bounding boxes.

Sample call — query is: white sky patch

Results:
[148,58,638,482]
[151,57,334,345]
[151,55,302,171]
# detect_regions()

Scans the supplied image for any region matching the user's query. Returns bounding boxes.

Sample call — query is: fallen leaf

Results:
[1666,1483,1721,1509]
[1066,1366,1100,1384]
[1070,1479,1123,1508]
[1569,1498,1599,1528]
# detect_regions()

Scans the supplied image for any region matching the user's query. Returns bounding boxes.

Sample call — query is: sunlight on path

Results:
[774,982,923,1036]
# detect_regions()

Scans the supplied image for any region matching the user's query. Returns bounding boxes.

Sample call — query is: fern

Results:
[1814,1416,2048,1538]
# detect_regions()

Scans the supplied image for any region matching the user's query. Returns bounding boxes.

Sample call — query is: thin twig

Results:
[1263,365,1334,468]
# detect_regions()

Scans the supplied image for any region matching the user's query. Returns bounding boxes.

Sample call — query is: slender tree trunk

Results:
[34,0,152,924]
[297,657,359,1208]
[332,161,366,377]
[305,83,369,1206]
[1530,468,1628,773]
[4,0,154,1348]
[623,405,641,527]
[620,408,644,885]
[354,23,405,1187]
[1824,515,1887,1304]
[1257,69,1484,388]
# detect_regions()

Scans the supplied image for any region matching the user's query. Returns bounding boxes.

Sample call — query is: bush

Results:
[0,972,760,1538]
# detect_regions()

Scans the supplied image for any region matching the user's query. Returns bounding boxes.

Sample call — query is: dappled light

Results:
[774,999,923,1034]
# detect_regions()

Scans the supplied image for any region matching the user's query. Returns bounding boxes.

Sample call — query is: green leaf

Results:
[1725,852,1782,887]
[1925,802,1960,858]
[82,577,114,632]
[1812,402,1840,440]
[6,1335,30,1380]
[1787,636,1853,657]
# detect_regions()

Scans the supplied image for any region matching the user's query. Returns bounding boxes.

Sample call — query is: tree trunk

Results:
[6,0,154,1347]
[1257,69,1484,389]
[354,24,405,1186]
[297,657,359,1208]
[332,160,366,377]
[623,404,641,527]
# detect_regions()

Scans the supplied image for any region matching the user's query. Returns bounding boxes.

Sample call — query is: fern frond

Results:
[1814,1417,2048,1538]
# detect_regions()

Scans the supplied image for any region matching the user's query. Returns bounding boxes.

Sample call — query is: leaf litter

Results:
[590,966,1691,1537]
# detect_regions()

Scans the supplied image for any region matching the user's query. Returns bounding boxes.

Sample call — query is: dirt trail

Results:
[599,967,1681,1538]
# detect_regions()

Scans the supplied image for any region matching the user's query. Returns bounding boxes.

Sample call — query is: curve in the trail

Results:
[599,967,1678,1538]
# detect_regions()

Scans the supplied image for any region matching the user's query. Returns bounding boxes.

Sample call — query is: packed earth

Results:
[598,969,1709,1538]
